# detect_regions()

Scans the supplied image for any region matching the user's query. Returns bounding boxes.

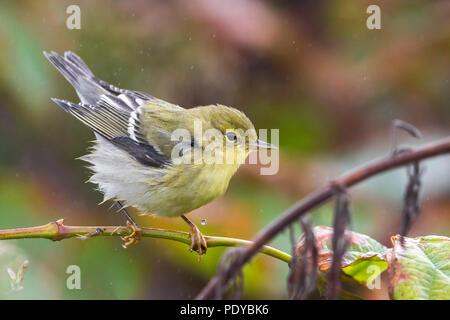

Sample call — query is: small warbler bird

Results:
[44,51,275,255]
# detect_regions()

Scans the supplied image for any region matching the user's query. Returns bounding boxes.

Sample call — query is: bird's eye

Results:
[226,131,238,142]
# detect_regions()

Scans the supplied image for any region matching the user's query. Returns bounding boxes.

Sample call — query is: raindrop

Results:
[201,219,207,226]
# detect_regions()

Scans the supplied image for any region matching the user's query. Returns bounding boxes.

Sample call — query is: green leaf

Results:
[341,233,388,285]
[302,226,388,285]
[342,255,387,285]
[390,235,450,300]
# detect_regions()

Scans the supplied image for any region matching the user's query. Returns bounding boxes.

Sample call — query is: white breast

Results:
[80,134,165,211]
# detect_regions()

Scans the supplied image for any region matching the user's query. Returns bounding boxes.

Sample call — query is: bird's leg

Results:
[181,215,207,257]
[114,201,142,248]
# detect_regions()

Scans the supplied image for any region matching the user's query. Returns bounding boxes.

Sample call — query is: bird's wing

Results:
[45,51,175,168]
[52,96,171,168]
[64,50,155,102]
[44,51,155,109]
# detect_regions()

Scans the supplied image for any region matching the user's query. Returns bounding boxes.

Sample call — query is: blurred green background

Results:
[0,0,449,299]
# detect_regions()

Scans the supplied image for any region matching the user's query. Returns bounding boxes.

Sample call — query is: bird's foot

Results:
[121,221,142,248]
[189,223,207,259]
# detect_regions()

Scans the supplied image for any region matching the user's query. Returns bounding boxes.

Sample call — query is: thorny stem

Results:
[0,220,362,299]
[0,220,364,299]
[0,219,291,263]
[196,136,450,300]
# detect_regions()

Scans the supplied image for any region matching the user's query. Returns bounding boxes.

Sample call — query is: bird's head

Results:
[188,105,276,165]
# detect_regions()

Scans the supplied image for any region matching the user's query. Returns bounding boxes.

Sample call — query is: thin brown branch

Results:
[196,136,450,299]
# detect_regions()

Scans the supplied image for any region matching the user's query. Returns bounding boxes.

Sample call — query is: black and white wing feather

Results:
[44,51,154,108]
[45,51,170,168]
[52,98,170,168]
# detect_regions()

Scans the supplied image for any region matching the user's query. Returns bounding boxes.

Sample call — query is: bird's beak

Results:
[249,139,278,149]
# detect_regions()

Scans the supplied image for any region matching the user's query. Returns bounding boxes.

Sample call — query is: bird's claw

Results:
[121,221,142,248]
[189,224,207,259]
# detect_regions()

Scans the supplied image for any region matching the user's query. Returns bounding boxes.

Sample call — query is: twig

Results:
[328,184,351,299]
[400,161,422,240]
[216,247,245,299]
[196,136,450,300]
[0,220,362,298]
[0,219,291,263]
[287,216,318,300]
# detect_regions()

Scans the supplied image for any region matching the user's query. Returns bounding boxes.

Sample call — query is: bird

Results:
[44,51,276,256]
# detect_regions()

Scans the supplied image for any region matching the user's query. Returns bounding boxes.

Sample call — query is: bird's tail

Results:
[43,51,108,105]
